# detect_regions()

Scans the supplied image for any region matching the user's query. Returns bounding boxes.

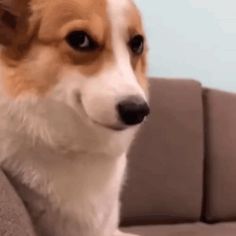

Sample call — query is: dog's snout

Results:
[117,96,150,126]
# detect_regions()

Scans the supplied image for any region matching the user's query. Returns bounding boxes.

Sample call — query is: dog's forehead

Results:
[35,0,141,31]
[107,0,142,31]
[107,0,132,16]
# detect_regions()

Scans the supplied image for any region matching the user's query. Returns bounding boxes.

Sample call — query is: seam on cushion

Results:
[121,214,200,227]
[201,89,210,222]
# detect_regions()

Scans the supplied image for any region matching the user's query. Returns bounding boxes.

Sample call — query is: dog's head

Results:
[0,0,149,132]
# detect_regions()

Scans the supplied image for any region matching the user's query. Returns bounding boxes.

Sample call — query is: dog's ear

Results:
[0,0,30,46]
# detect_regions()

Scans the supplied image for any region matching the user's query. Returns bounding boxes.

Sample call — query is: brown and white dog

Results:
[0,0,149,236]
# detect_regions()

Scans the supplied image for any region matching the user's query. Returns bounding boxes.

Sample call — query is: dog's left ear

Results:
[0,0,30,46]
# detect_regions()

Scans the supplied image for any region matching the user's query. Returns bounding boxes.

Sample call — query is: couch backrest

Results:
[121,78,204,225]
[203,89,236,222]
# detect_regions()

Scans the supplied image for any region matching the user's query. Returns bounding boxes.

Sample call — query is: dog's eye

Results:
[129,35,144,55]
[66,31,98,51]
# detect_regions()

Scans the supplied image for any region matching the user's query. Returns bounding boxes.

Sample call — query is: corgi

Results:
[0,0,149,236]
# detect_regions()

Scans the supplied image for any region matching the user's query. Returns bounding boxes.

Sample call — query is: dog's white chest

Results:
[5,149,127,236]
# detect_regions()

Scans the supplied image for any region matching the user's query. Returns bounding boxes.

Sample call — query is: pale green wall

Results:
[135,0,236,91]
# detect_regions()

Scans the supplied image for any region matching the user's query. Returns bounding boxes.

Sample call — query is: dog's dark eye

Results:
[129,35,144,55]
[66,31,98,51]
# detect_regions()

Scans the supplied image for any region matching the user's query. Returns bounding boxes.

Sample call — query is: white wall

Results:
[135,0,236,91]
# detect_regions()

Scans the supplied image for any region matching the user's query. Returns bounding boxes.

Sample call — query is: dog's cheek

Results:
[134,53,149,95]
[4,48,64,97]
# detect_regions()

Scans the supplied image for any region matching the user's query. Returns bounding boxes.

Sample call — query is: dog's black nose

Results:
[117,97,150,126]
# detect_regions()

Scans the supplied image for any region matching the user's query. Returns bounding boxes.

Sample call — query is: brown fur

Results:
[0,0,147,97]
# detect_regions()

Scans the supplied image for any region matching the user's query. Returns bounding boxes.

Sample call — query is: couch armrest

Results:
[0,170,36,236]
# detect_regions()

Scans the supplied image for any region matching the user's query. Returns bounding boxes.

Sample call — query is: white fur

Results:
[0,0,144,236]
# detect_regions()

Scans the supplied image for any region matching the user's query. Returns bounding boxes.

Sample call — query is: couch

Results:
[1,78,236,236]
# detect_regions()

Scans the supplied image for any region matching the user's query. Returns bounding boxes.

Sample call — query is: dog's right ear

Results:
[0,0,30,46]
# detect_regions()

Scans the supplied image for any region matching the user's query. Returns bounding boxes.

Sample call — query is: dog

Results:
[0,0,149,235]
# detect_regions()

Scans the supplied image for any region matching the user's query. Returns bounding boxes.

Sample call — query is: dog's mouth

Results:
[84,111,127,132]
[92,119,127,132]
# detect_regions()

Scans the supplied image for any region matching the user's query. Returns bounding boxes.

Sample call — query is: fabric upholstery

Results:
[123,223,236,236]
[203,89,236,222]
[2,79,236,235]
[0,170,36,236]
[121,78,204,225]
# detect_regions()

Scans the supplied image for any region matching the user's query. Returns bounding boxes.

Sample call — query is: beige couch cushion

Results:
[121,79,204,225]
[203,89,236,222]
[0,170,36,236]
[123,223,236,236]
